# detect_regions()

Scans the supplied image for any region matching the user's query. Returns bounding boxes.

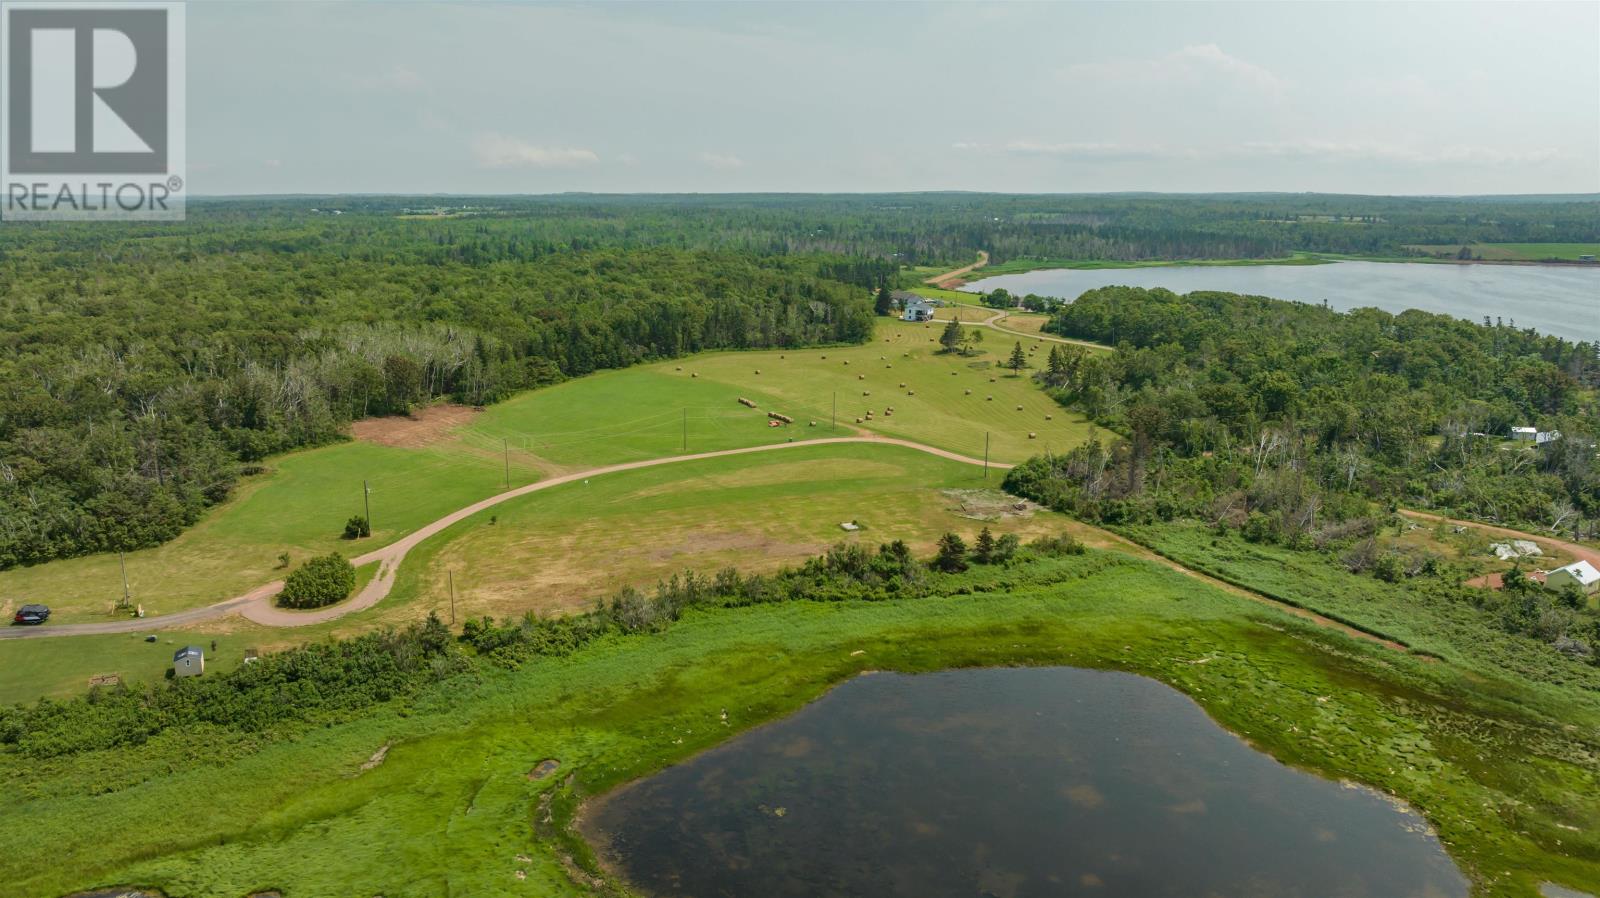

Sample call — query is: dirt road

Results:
[924,251,989,289]
[1,437,1013,639]
[1399,510,1599,568]
[4,435,1509,653]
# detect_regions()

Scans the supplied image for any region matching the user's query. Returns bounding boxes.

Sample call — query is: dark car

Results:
[11,604,50,625]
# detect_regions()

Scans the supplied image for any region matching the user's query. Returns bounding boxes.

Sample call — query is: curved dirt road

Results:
[2,437,1013,639]
[1399,510,1599,569]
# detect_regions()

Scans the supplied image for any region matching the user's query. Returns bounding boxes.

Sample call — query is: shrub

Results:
[278,553,357,609]
[1031,533,1086,556]
[343,515,371,539]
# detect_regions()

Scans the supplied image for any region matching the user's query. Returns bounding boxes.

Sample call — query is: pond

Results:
[963,261,1600,342]
[582,667,1468,898]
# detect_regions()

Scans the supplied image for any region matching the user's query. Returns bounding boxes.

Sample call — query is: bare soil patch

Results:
[350,404,479,448]
[942,488,1039,522]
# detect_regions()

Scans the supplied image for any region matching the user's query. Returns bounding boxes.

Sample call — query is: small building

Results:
[1536,430,1562,446]
[1546,560,1600,595]
[1578,254,1595,263]
[1510,426,1537,442]
[173,645,205,677]
[901,298,936,322]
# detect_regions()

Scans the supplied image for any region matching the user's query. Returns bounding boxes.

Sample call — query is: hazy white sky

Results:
[189,1,1600,195]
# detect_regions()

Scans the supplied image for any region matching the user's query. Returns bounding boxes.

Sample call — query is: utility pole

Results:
[832,391,836,428]
[983,432,990,481]
[683,408,688,452]
[447,569,456,626]
[118,551,131,608]
[503,438,510,489]
[363,480,372,534]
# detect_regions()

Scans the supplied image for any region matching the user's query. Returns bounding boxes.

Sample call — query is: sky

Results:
[188,1,1600,196]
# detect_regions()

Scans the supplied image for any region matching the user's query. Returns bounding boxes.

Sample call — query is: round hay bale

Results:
[754,369,761,375]
[1046,414,1053,420]
[855,417,862,424]
[857,374,865,380]
[907,390,915,396]
[862,390,870,396]
[1028,432,1037,439]
[986,396,993,401]
[964,389,972,395]
[1016,405,1023,411]
[691,372,698,378]
[898,382,905,388]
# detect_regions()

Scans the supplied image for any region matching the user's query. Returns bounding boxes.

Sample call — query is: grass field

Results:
[0,442,526,625]
[470,317,1092,467]
[1404,243,1600,262]
[402,443,1066,624]
[5,550,1598,897]
[0,319,1095,624]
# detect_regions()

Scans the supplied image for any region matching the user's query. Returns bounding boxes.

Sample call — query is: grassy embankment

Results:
[3,545,1598,898]
[1403,243,1600,262]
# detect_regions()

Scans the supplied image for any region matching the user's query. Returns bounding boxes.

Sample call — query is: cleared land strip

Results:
[923,250,989,288]
[6,435,1537,652]
[1398,509,1600,569]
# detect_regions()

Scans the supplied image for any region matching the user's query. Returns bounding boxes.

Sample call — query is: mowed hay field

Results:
[0,440,525,624]
[1,319,1094,625]
[400,442,1067,624]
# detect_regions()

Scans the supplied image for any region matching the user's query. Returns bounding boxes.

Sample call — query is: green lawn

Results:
[4,553,1598,897]
[467,317,1092,466]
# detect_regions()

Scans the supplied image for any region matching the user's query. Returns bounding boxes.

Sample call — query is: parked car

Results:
[11,604,50,625]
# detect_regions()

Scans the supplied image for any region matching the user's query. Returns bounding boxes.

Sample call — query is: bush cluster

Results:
[277,553,357,609]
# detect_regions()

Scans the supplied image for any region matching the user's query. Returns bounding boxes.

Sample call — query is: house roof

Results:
[1512,426,1537,434]
[1551,560,1600,586]
[173,645,204,662]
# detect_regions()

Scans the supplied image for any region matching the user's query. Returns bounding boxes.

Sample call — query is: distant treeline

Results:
[0,246,872,568]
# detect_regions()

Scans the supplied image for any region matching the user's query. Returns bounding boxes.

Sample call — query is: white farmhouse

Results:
[1546,561,1600,595]
[901,298,937,322]
[1511,427,1537,442]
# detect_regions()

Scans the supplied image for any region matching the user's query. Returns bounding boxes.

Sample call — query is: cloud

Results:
[471,133,600,168]
[263,159,282,169]
[999,140,1189,161]
[1061,44,1286,97]
[1235,140,1563,166]
[697,152,745,169]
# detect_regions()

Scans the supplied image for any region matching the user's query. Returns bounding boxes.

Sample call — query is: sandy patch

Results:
[350,404,479,448]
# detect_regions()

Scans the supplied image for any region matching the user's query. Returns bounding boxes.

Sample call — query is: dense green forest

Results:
[2,192,1594,570]
[1001,285,1600,657]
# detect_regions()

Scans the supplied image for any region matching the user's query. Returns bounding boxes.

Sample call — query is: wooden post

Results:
[683,408,687,452]
[503,438,510,489]
[119,551,131,608]
[363,480,372,534]
[448,569,456,626]
[983,432,990,480]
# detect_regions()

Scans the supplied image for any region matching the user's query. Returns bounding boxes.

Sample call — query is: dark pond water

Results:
[583,667,1469,898]
[963,261,1599,342]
